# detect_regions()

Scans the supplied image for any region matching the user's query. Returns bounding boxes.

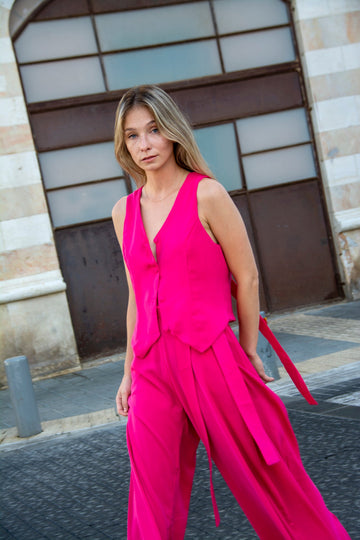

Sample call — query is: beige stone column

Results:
[0,0,80,386]
[293,0,360,299]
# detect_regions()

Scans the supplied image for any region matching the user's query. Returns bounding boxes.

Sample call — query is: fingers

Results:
[248,353,275,384]
[262,373,275,384]
[116,391,130,417]
[258,366,275,383]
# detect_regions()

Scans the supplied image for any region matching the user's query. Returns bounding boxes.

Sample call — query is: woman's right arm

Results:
[112,197,136,417]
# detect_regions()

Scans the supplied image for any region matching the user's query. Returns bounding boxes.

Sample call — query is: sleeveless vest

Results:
[123,172,235,358]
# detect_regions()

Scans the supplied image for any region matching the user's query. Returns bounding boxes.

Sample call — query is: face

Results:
[123,106,174,173]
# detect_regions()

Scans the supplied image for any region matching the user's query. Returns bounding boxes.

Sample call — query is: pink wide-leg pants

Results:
[126,326,350,539]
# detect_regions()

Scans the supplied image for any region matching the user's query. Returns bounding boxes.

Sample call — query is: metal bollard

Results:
[257,312,280,381]
[4,356,42,437]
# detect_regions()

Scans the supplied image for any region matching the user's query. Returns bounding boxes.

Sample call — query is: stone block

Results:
[0,37,15,64]
[338,229,360,299]
[310,69,360,102]
[1,214,54,251]
[305,46,344,77]
[0,184,47,220]
[0,123,34,155]
[295,0,331,21]
[0,96,27,126]
[0,291,80,387]
[314,95,360,132]
[0,243,59,280]
[324,153,358,185]
[0,6,11,38]
[0,62,24,98]
[320,126,360,159]
[0,151,41,188]
[330,182,360,212]
[301,12,360,51]
[343,42,360,71]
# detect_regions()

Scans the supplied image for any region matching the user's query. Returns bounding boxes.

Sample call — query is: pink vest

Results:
[123,172,235,358]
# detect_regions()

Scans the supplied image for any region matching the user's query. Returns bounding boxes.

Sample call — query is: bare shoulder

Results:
[112,196,128,248]
[197,177,231,208]
[112,195,127,222]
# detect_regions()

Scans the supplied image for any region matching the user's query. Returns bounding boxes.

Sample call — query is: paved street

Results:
[1,375,359,539]
[1,300,359,538]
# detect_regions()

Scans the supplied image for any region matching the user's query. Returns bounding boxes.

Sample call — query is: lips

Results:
[141,155,157,162]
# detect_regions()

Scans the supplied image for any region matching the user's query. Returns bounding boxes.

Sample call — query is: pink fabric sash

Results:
[231,280,317,405]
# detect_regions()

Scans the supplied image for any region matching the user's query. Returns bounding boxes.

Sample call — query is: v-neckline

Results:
[139,172,191,262]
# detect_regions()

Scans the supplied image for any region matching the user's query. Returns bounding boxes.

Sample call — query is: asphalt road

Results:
[1,379,359,540]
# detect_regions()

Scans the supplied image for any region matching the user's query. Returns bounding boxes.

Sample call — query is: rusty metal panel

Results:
[30,72,302,152]
[171,72,303,126]
[33,0,90,19]
[232,193,268,312]
[30,101,117,152]
[90,0,196,12]
[55,221,128,359]
[249,181,341,311]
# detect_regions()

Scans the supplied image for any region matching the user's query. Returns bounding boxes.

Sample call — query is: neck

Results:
[144,163,187,197]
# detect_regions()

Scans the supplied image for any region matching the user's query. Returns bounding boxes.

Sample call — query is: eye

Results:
[151,127,159,134]
[127,133,137,140]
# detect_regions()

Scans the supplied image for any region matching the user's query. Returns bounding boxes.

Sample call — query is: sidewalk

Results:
[1,299,359,449]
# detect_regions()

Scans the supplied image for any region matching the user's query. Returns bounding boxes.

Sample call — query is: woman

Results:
[112,85,350,539]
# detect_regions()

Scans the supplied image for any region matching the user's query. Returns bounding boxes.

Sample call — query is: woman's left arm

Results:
[198,179,274,383]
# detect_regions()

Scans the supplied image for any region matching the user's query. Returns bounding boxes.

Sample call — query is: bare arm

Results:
[198,179,273,382]
[112,197,137,415]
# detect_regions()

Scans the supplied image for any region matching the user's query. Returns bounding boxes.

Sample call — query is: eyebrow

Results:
[124,120,156,132]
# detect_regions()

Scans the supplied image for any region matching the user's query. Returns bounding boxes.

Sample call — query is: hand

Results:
[116,373,132,416]
[246,352,274,383]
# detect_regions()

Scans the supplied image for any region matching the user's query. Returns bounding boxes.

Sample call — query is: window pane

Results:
[39,142,123,189]
[194,124,242,192]
[244,145,316,190]
[20,57,105,102]
[95,3,214,52]
[237,109,310,154]
[104,41,221,90]
[14,17,97,62]
[221,28,295,72]
[213,0,289,34]
[48,179,128,227]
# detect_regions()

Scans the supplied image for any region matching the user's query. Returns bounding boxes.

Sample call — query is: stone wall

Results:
[0,0,359,384]
[293,0,360,298]
[0,0,79,387]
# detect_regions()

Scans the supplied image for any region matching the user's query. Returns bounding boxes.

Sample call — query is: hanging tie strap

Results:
[231,279,317,406]
[258,316,317,405]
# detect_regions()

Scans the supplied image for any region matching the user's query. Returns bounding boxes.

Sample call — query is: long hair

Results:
[114,85,214,187]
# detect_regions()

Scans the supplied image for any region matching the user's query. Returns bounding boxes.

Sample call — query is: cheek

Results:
[159,138,174,154]
[125,142,137,160]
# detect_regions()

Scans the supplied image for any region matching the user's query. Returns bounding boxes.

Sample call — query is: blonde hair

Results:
[114,85,214,187]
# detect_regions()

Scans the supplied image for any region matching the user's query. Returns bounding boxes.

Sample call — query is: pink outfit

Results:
[121,172,350,539]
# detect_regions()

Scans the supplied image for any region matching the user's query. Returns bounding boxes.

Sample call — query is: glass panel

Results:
[10,0,49,37]
[244,145,316,190]
[48,179,128,227]
[104,41,221,90]
[14,17,97,62]
[20,57,105,102]
[95,3,214,52]
[39,142,124,189]
[194,124,242,192]
[237,109,310,154]
[221,28,295,72]
[213,0,289,34]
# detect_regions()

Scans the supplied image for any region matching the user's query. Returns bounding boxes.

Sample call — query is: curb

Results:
[0,407,126,452]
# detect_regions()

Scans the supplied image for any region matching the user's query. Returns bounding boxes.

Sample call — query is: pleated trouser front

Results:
[126,326,350,540]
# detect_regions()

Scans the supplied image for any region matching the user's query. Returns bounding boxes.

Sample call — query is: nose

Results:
[139,133,150,151]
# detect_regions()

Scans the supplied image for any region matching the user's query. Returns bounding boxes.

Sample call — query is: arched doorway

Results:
[10,0,343,361]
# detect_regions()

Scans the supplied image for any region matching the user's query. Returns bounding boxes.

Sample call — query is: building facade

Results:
[0,0,359,385]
